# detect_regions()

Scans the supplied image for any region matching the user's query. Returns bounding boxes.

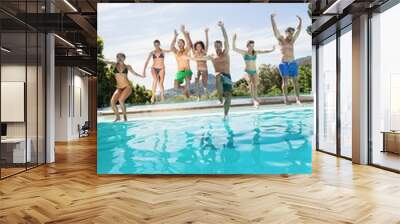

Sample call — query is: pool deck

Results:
[98,95,313,116]
[98,95,313,122]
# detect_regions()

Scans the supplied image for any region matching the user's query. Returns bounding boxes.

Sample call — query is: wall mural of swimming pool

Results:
[97,3,312,174]
[98,107,313,174]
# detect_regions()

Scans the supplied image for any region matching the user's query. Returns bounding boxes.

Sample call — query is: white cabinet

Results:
[1,138,32,163]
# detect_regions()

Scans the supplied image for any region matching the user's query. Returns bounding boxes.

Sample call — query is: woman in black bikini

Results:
[102,53,145,121]
[143,40,171,104]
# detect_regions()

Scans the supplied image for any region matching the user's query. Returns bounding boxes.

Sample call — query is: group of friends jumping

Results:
[101,14,303,121]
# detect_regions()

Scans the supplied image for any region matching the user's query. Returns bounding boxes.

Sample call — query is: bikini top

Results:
[244,54,257,61]
[113,65,128,74]
[152,51,165,59]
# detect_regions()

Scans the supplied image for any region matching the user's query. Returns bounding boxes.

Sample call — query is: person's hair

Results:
[247,40,255,55]
[194,41,205,50]
[214,40,223,45]
[116,52,126,59]
[247,40,255,47]
[178,39,185,45]
[154,39,160,44]
[286,27,295,33]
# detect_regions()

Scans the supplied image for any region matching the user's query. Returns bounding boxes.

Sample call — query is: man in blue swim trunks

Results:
[271,13,302,105]
[190,21,233,118]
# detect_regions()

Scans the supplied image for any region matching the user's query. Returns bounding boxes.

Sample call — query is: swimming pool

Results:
[97,107,313,174]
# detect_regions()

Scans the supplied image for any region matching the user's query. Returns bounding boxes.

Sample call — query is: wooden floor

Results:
[1,135,400,224]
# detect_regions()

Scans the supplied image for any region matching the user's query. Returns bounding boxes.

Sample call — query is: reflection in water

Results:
[176,131,198,170]
[221,120,240,168]
[199,124,217,164]
[155,130,175,173]
[251,116,262,170]
[98,108,314,174]
[107,123,129,173]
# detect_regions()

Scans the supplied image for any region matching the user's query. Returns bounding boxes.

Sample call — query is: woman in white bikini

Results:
[143,40,171,104]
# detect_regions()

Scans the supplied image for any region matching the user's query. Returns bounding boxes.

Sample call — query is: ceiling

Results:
[311,0,391,43]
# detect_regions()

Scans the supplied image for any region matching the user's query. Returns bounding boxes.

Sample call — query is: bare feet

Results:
[113,116,121,122]
[253,100,260,109]
[296,99,303,106]
[123,114,128,122]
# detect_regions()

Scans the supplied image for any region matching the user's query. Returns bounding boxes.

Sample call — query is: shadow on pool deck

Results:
[98,95,314,116]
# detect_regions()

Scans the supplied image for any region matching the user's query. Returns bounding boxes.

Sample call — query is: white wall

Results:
[54,67,89,141]
[55,66,69,141]
[1,65,38,138]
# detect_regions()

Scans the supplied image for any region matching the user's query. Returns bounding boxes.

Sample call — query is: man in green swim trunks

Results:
[170,25,193,98]
[190,21,233,118]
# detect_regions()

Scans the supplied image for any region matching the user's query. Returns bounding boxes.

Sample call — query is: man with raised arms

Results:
[170,25,193,98]
[271,14,302,105]
[190,21,233,118]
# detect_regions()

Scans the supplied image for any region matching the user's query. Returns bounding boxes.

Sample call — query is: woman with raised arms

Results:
[100,53,145,121]
[232,34,275,108]
[143,40,171,104]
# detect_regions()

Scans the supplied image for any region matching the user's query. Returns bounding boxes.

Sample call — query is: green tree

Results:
[298,64,312,94]
[97,37,152,108]
[257,64,282,96]
[97,37,116,108]
[232,78,250,97]
[231,63,312,97]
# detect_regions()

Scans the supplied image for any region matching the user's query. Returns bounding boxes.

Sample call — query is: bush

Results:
[232,78,250,97]
[298,64,312,94]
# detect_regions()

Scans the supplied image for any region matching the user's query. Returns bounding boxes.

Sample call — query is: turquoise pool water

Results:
[98,107,313,174]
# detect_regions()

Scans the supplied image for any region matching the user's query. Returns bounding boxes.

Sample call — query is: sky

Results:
[98,3,311,90]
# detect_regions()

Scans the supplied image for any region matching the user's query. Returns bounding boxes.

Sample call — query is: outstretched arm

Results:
[270,14,283,40]
[256,45,276,54]
[218,21,229,52]
[292,15,302,42]
[162,49,173,53]
[127,65,145,78]
[232,33,246,55]
[170,30,178,53]
[143,52,152,76]
[205,28,209,53]
[181,25,193,52]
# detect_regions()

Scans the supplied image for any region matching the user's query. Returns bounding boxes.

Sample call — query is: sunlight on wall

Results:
[371,3,400,156]
[317,37,337,154]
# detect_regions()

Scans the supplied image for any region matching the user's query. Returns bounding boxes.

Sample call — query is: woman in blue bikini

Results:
[232,33,275,107]
[143,40,172,104]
